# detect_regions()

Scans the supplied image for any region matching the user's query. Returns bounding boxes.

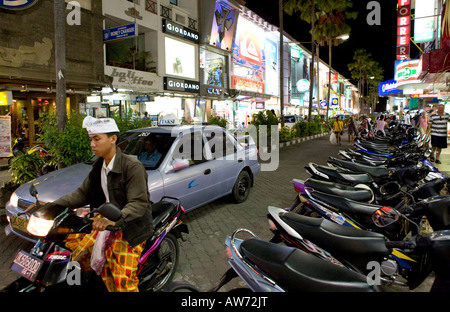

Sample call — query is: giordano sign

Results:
[0,0,39,10]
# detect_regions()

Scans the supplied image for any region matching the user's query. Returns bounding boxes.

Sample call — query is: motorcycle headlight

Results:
[10,192,19,208]
[27,214,54,237]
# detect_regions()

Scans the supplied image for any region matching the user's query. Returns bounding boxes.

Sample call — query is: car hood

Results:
[14,162,92,205]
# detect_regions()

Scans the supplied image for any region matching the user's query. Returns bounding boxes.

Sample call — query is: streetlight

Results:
[326,34,349,122]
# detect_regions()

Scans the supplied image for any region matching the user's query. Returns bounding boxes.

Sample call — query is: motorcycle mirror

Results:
[372,207,400,227]
[29,184,38,198]
[95,203,122,222]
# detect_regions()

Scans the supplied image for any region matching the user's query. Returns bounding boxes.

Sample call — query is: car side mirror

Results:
[95,203,122,222]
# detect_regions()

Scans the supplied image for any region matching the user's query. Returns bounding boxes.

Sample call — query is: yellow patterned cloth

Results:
[66,230,145,292]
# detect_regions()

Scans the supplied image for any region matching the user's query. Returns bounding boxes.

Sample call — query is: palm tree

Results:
[284,0,355,121]
[348,49,374,114]
[284,0,322,122]
[314,0,357,120]
[366,61,384,113]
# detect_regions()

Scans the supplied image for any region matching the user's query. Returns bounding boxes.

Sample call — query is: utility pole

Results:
[279,0,285,127]
[54,0,67,132]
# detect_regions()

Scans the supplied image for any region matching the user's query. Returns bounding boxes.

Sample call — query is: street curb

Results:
[279,132,329,149]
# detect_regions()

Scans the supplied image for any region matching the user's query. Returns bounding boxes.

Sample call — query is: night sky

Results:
[242,0,416,82]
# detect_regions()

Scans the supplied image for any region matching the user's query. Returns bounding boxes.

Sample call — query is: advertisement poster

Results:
[0,116,11,157]
[210,0,238,51]
[165,37,196,79]
[232,16,266,71]
[265,38,279,96]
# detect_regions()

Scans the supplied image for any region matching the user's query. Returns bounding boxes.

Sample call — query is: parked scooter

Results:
[291,182,450,238]
[267,205,450,291]
[1,185,188,292]
[209,228,383,292]
[7,138,56,174]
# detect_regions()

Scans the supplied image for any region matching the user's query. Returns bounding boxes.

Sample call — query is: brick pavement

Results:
[0,134,446,291]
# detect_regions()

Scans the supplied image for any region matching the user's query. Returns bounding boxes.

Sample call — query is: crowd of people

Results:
[333,104,450,164]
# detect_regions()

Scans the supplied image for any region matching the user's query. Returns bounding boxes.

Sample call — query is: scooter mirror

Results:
[95,202,122,222]
[372,207,400,227]
[29,184,38,198]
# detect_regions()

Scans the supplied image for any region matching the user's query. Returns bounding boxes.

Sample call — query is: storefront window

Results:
[200,49,225,87]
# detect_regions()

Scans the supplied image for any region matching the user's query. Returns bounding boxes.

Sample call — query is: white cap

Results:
[82,116,119,135]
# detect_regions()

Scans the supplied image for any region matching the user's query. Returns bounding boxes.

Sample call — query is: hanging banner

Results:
[0,116,11,157]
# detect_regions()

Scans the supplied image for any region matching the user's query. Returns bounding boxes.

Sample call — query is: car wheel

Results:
[231,170,251,203]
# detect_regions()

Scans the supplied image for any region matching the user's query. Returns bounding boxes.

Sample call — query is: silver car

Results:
[5,126,260,242]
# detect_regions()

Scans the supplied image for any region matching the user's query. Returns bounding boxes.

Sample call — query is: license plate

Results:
[10,215,28,233]
[11,250,44,282]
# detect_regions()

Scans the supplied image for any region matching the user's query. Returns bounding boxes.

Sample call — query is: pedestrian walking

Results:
[418,111,429,135]
[346,116,357,143]
[427,104,450,164]
[333,116,344,146]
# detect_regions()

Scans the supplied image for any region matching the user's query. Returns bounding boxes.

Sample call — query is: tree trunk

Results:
[54,0,67,169]
[326,40,332,121]
[54,0,67,133]
[308,3,315,122]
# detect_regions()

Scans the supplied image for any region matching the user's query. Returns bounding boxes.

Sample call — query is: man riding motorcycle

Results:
[52,116,153,292]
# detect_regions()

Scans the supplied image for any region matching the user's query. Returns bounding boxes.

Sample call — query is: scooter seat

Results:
[151,200,178,227]
[280,212,390,272]
[310,190,380,222]
[305,178,373,203]
[328,157,391,178]
[240,238,380,292]
[314,164,374,184]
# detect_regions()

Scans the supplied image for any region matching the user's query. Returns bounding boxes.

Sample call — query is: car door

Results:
[205,128,244,198]
[161,129,217,211]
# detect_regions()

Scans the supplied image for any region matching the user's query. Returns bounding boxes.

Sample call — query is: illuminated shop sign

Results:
[164,77,200,93]
[231,76,264,93]
[162,19,199,44]
[414,0,436,43]
[395,59,421,84]
[232,17,265,69]
[379,79,401,96]
[210,0,238,50]
[0,0,38,10]
[165,37,197,79]
[396,0,411,60]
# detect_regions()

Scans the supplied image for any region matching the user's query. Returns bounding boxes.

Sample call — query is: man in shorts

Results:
[427,104,450,164]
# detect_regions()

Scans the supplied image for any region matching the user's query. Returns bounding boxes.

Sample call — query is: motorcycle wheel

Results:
[138,232,179,292]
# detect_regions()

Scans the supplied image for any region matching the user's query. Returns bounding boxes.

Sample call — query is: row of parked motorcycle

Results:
[209,124,450,292]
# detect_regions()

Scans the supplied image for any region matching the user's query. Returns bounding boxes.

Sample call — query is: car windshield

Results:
[83,132,175,170]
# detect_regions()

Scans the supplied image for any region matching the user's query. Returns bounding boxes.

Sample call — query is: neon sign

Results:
[396,0,411,60]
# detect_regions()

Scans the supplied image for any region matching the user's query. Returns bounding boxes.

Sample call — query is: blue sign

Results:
[379,79,401,96]
[0,0,38,10]
[331,98,339,106]
[136,96,149,102]
[103,24,137,42]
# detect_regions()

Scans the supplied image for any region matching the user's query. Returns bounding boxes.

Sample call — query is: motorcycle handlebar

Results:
[105,225,121,231]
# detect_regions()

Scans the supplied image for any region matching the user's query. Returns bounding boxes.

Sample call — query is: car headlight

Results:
[10,192,19,208]
[26,214,54,237]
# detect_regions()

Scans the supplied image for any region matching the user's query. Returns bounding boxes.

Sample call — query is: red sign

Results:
[396,0,411,60]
